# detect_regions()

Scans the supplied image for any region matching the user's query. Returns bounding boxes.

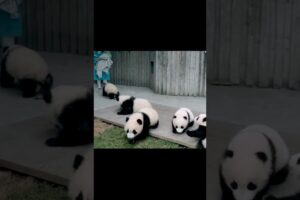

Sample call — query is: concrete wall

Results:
[207,0,300,89]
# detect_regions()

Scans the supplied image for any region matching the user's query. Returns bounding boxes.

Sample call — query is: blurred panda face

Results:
[124,113,144,143]
[172,112,189,133]
[195,114,207,127]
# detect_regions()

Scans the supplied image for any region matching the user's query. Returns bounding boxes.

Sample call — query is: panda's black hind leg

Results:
[0,59,14,88]
[19,79,38,98]
[108,93,115,99]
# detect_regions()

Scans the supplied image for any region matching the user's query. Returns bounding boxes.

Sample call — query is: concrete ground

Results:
[207,85,300,200]
[94,84,206,114]
[0,52,92,185]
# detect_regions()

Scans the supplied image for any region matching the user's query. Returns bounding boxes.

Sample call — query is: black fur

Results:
[172,110,194,134]
[73,154,84,170]
[103,85,119,100]
[297,157,300,165]
[150,121,159,129]
[117,97,135,115]
[75,192,83,200]
[224,150,234,158]
[264,193,300,200]
[19,78,40,98]
[0,51,14,87]
[186,125,206,140]
[256,152,268,163]
[46,90,93,147]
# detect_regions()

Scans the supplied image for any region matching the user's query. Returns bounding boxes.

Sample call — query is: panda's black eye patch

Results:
[125,117,129,122]
[176,126,178,129]
[137,119,142,125]
[224,150,234,158]
[247,182,257,191]
[256,152,268,163]
[173,115,177,119]
[181,126,184,129]
[183,116,187,120]
[196,117,199,120]
[133,130,137,134]
[126,129,129,133]
[230,181,238,190]
[297,157,300,165]
[203,117,207,122]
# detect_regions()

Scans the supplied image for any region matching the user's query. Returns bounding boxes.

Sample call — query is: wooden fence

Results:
[207,0,300,89]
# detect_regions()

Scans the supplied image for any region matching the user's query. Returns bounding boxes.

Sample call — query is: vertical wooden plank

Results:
[70,0,78,54]
[78,0,87,55]
[61,0,70,53]
[44,0,52,52]
[52,0,60,52]
[36,0,44,51]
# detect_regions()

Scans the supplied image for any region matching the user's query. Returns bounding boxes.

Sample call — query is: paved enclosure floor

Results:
[0,52,92,186]
[94,85,206,148]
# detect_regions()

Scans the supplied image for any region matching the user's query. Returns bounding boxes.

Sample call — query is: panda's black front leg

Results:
[102,87,107,96]
[0,64,14,88]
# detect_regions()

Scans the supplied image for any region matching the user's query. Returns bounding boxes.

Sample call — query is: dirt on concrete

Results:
[94,118,114,136]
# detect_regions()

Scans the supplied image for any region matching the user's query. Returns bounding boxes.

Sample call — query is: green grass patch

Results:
[94,127,185,149]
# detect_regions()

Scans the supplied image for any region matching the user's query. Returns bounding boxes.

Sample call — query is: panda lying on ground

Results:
[102,82,119,99]
[220,125,290,200]
[186,114,206,149]
[116,95,152,115]
[1,45,53,97]
[124,107,159,144]
[263,153,300,200]
[43,85,93,147]
[68,149,93,200]
[172,107,194,134]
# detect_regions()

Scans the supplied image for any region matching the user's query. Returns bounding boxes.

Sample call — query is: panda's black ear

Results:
[297,157,300,165]
[73,154,84,170]
[256,152,268,163]
[173,115,176,119]
[137,119,142,125]
[184,116,187,120]
[125,117,129,122]
[224,150,234,158]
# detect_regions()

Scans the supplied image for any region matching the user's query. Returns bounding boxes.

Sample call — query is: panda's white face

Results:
[172,111,189,133]
[124,113,144,140]
[195,114,206,127]
[222,150,270,200]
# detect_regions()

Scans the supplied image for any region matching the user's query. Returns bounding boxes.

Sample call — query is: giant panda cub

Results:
[172,107,194,134]
[186,114,207,149]
[263,153,300,200]
[103,82,119,99]
[220,125,290,200]
[43,85,93,147]
[116,95,152,115]
[68,148,93,200]
[1,45,53,97]
[124,107,159,144]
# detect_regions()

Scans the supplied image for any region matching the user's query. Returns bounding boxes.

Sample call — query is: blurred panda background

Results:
[0,0,93,199]
[207,0,300,199]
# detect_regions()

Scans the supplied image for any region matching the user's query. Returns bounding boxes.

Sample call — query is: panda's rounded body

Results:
[103,82,119,99]
[1,45,53,97]
[187,114,206,149]
[117,95,152,115]
[124,107,159,143]
[220,125,290,200]
[263,153,300,200]
[68,148,94,200]
[43,85,93,147]
[172,107,194,134]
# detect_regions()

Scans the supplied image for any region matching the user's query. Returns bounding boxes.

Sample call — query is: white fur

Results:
[221,125,290,200]
[133,98,152,112]
[68,149,94,200]
[263,153,300,199]
[189,113,206,131]
[124,113,144,139]
[5,45,48,82]
[48,85,89,125]
[139,107,159,127]
[117,95,131,105]
[104,83,118,94]
[172,107,194,133]
[202,138,206,149]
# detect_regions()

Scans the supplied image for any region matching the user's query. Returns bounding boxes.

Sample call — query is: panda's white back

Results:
[133,98,152,112]
[68,149,94,200]
[104,83,118,94]
[117,95,131,105]
[6,46,48,82]
[49,85,89,120]
[175,107,194,122]
[140,107,159,126]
